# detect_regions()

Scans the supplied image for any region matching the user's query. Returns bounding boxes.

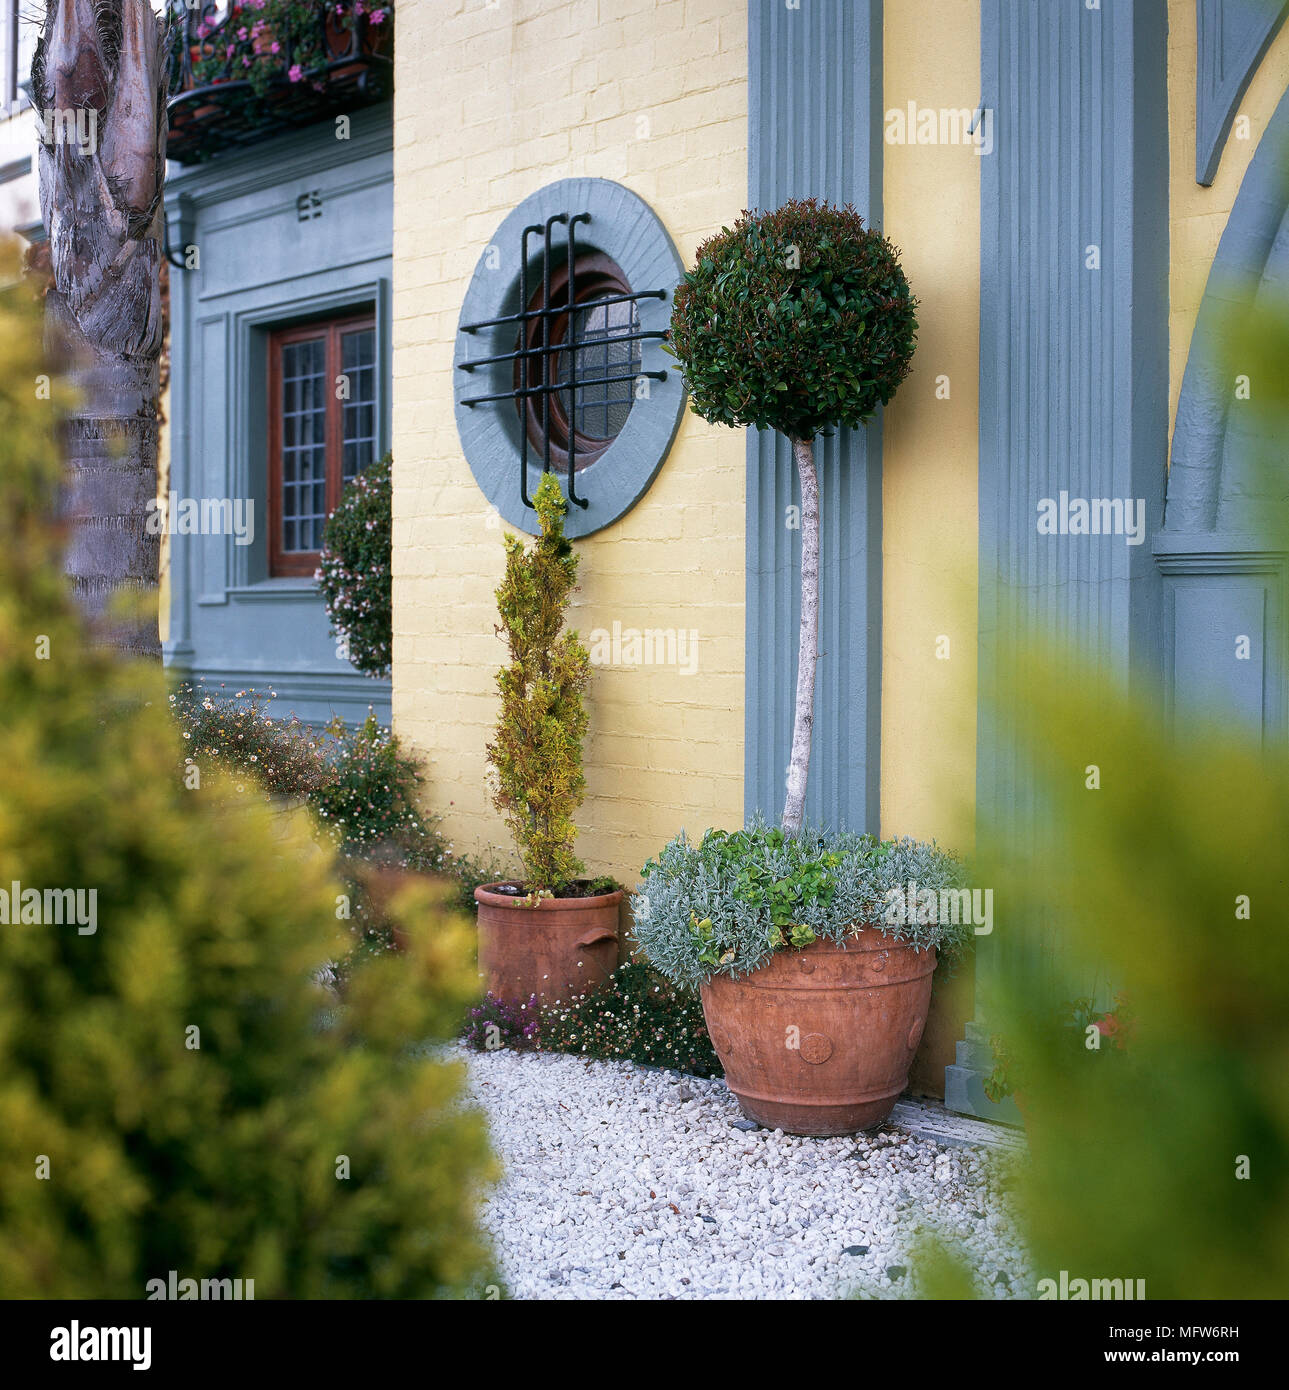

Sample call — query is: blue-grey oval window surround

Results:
[454,178,686,539]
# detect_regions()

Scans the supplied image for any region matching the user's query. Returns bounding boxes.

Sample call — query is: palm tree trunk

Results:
[782,436,819,834]
[33,0,168,658]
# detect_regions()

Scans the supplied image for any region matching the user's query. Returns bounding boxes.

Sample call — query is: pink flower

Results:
[371,8,385,21]
[288,63,303,82]
[237,27,248,40]
[270,40,280,53]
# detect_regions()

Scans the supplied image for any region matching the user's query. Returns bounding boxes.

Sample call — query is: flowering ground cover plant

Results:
[462,962,722,1078]
[171,682,329,797]
[170,684,502,909]
[631,823,969,992]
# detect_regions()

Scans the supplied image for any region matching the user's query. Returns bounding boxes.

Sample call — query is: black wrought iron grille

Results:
[457,213,668,509]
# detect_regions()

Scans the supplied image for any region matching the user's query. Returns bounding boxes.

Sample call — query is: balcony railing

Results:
[167,2,393,165]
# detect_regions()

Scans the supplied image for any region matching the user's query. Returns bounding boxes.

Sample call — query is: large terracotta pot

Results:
[700,928,937,1136]
[475,883,621,1006]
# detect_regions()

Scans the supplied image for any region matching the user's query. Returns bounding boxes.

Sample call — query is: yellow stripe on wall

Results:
[880,0,982,851]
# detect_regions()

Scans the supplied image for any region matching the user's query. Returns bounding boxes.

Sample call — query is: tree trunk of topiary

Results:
[782,436,819,835]
[34,0,168,658]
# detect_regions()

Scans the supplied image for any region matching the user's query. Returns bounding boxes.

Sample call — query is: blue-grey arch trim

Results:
[453,178,686,539]
[744,0,884,835]
[1167,83,1289,533]
[1196,0,1289,186]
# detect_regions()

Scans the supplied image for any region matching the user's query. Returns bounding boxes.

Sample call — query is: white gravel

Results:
[460,1046,1032,1300]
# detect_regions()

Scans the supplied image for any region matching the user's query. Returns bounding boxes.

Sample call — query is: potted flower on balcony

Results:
[637,199,925,1135]
[632,825,969,1135]
[474,472,621,1006]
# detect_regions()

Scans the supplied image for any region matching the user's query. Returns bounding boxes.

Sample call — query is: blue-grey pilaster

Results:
[745,0,884,833]
[947,0,1170,1120]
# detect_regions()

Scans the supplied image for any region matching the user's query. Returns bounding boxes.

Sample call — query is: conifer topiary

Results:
[0,260,497,1299]
[485,471,590,892]
[668,199,917,830]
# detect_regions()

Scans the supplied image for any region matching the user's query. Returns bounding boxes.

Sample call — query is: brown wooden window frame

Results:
[267,310,376,578]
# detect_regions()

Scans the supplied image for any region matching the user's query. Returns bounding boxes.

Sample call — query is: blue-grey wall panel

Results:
[1157,85,1289,745]
[745,0,884,833]
[947,0,1170,1119]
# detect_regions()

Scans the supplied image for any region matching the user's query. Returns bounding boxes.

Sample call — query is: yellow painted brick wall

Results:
[391,0,747,886]
[1168,0,1289,452]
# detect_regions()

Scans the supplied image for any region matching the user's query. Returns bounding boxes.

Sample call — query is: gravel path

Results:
[461,1047,1032,1300]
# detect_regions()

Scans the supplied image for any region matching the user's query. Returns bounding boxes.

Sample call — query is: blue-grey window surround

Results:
[164,106,393,726]
[453,178,686,539]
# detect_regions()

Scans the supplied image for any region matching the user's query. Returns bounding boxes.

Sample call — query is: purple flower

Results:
[288,64,304,82]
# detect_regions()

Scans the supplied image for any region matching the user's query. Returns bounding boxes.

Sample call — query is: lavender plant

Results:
[461,993,541,1053]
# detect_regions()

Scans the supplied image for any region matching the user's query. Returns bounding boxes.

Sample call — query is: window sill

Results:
[225,579,321,602]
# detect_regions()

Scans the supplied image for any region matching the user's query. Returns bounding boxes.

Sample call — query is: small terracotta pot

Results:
[700,928,937,1136]
[475,883,621,1006]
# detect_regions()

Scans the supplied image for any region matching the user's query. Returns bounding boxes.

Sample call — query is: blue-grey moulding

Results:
[1195,0,1289,187]
[453,178,687,539]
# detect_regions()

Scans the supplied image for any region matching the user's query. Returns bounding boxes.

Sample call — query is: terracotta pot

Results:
[700,928,937,1136]
[475,883,620,1006]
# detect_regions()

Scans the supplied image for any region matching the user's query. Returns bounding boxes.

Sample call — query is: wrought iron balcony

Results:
[167,2,393,165]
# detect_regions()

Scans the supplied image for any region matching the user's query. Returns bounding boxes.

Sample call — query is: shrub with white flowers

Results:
[316,454,392,677]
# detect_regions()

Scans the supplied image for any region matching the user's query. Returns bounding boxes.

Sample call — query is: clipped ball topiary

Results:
[669,199,917,441]
[316,454,392,678]
[668,200,917,830]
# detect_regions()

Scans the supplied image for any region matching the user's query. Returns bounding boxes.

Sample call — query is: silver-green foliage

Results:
[631,822,970,991]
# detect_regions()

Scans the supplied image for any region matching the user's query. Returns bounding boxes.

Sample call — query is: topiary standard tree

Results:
[668,199,917,832]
